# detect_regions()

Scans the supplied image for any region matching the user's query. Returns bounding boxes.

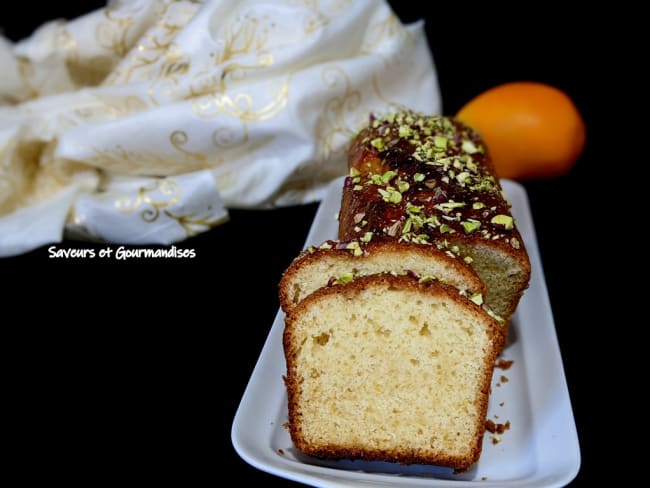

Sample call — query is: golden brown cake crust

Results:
[283,273,504,470]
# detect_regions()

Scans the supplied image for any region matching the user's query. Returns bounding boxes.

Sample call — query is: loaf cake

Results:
[339,111,531,323]
[280,111,531,472]
[283,273,505,471]
[278,236,486,314]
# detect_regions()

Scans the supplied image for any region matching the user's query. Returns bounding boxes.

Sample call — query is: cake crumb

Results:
[278,449,285,455]
[500,375,509,383]
[495,358,514,370]
[486,419,511,434]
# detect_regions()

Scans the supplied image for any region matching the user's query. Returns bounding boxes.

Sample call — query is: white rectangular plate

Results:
[232,177,580,487]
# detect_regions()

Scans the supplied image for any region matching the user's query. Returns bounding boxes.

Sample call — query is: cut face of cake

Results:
[283,273,504,471]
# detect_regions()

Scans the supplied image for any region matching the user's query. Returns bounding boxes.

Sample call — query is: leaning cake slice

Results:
[279,237,486,314]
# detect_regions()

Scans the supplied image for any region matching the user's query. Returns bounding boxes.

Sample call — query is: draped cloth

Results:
[0,0,440,256]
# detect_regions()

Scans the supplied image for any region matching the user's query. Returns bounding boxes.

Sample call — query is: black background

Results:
[2,2,616,486]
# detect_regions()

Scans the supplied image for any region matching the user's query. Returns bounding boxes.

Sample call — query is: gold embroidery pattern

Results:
[85,143,207,175]
[286,0,354,13]
[317,66,362,162]
[190,11,288,121]
[96,3,137,58]
[371,74,407,113]
[114,179,181,222]
[286,0,352,38]
[185,16,275,101]
[360,12,405,55]
[170,130,210,169]
[68,95,149,124]
[192,80,289,121]
[170,128,253,170]
[163,209,229,237]
[212,124,249,148]
[105,1,200,86]
[302,10,329,35]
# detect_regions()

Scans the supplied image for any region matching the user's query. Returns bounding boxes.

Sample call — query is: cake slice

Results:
[283,273,504,471]
[278,237,486,314]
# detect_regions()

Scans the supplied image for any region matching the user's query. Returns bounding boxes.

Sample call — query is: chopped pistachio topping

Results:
[398,125,413,137]
[418,275,436,284]
[355,111,521,249]
[397,180,410,193]
[426,215,441,227]
[406,203,422,214]
[439,224,455,234]
[434,135,448,148]
[349,167,360,177]
[370,137,385,151]
[490,214,514,230]
[469,293,484,306]
[360,232,373,243]
[319,242,333,249]
[461,139,480,154]
[336,272,354,284]
[435,201,466,212]
[456,171,472,185]
[381,170,397,183]
[462,219,481,234]
[385,220,401,236]
[402,218,413,234]
[463,256,474,264]
[378,188,402,204]
[345,240,362,256]
[487,309,505,323]
[412,234,430,244]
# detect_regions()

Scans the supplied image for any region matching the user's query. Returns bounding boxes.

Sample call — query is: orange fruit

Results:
[456,81,586,180]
